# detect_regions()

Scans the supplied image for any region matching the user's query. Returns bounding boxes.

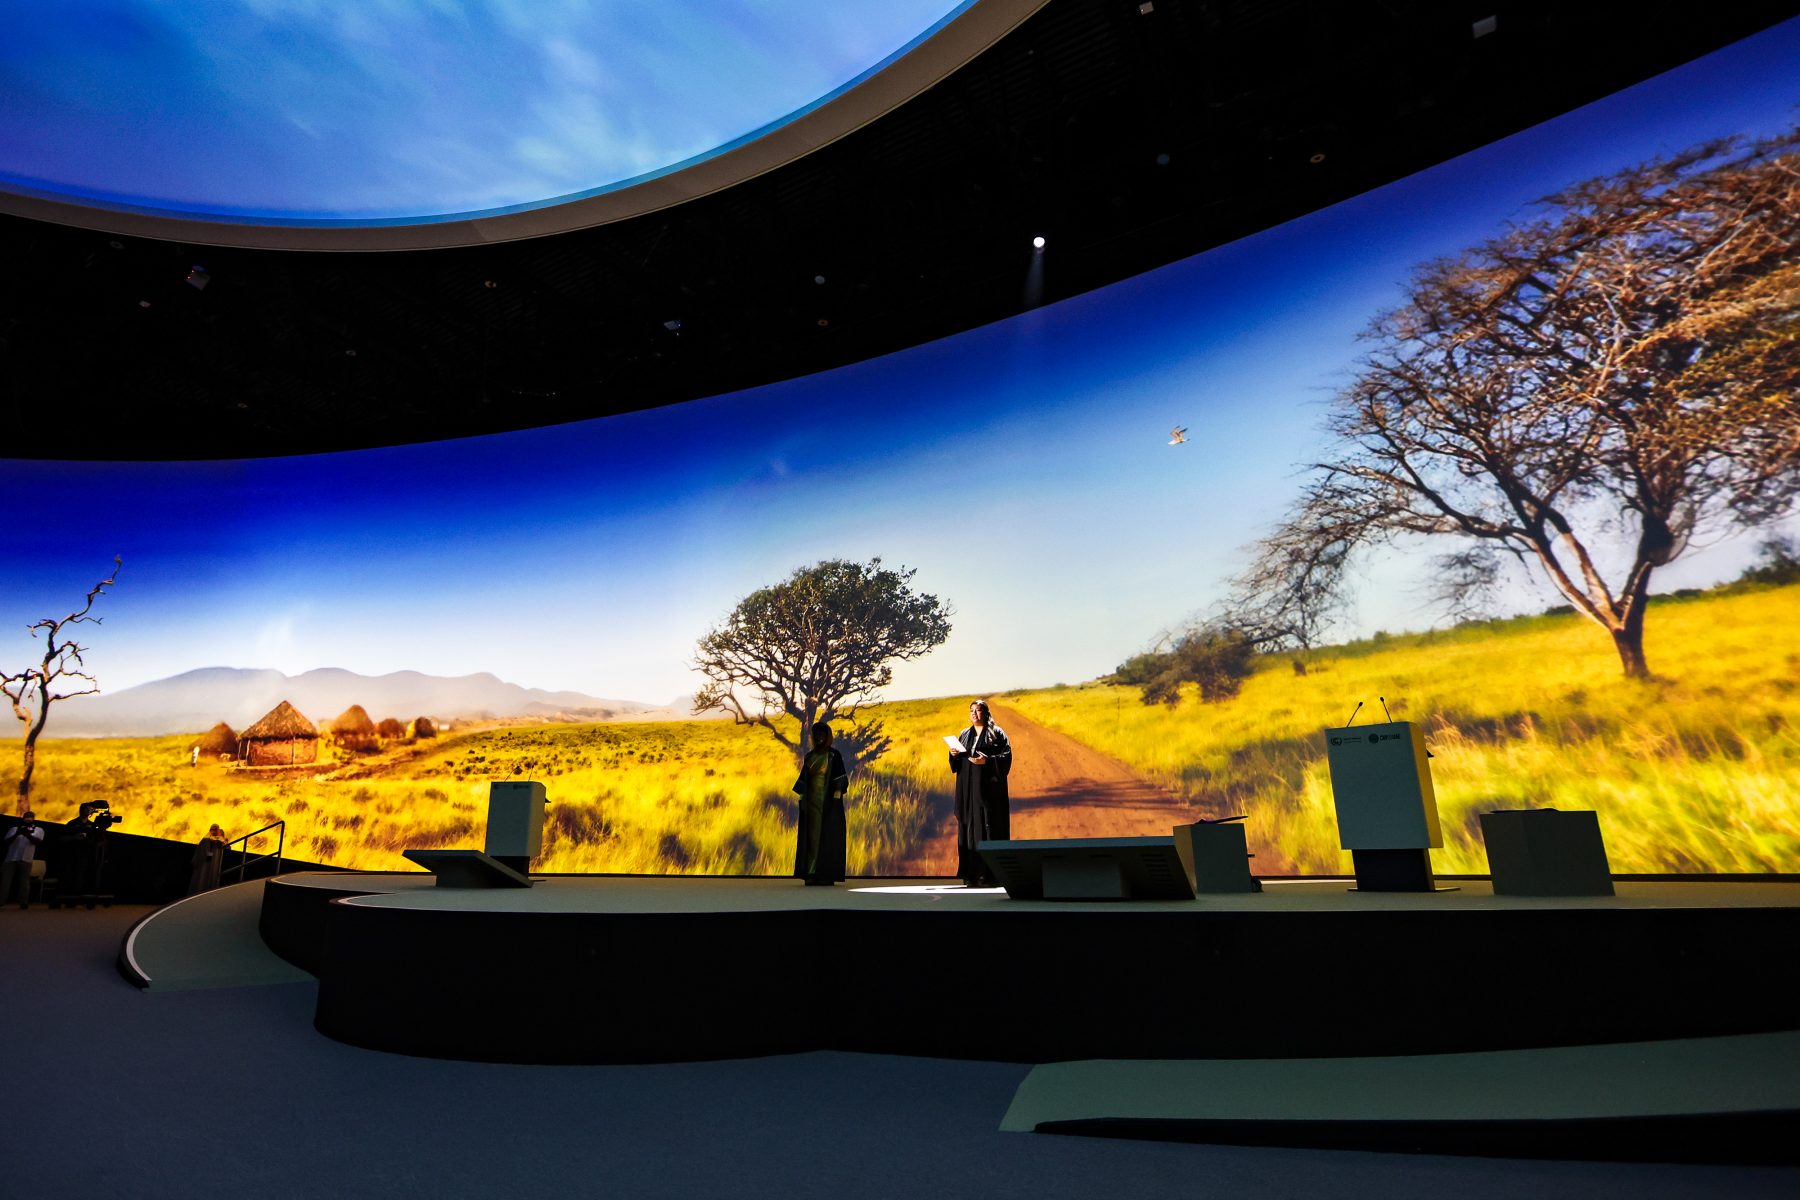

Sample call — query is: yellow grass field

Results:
[998,582,1800,874]
[13,582,1798,876]
[17,696,973,874]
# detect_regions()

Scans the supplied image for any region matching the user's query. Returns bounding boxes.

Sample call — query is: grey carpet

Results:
[1,905,1795,1200]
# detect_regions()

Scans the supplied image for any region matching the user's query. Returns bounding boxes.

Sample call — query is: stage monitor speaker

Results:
[1480,809,1614,896]
[1172,821,1260,893]
[402,849,532,888]
[978,837,1196,901]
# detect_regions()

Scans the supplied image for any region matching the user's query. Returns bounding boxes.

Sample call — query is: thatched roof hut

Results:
[238,701,318,767]
[376,716,406,740]
[330,704,379,752]
[194,721,237,759]
[330,704,376,736]
[242,700,316,740]
[409,716,438,739]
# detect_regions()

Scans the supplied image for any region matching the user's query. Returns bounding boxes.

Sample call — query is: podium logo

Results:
[1329,734,1402,746]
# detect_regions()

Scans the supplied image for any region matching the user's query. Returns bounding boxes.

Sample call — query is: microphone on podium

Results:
[1341,699,1363,728]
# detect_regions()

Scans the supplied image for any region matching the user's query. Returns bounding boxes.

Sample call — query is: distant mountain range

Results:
[42,667,698,737]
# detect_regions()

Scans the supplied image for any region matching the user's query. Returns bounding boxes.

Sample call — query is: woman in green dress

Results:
[792,721,849,885]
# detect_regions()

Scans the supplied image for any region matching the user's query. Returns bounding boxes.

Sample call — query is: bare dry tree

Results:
[3,557,121,813]
[693,558,951,764]
[1226,516,1353,674]
[1239,130,1800,678]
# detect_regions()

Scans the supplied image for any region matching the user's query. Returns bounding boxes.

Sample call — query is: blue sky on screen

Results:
[0,0,966,223]
[3,17,1797,705]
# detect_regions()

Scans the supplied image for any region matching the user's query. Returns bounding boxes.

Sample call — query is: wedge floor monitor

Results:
[978,837,1196,901]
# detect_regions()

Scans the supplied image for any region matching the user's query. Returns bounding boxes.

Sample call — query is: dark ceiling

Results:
[3,0,1795,461]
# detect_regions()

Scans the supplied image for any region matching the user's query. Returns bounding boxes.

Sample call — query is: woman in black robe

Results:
[792,722,849,885]
[948,699,1012,885]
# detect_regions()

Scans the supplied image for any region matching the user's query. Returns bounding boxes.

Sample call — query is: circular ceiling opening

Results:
[0,0,1042,249]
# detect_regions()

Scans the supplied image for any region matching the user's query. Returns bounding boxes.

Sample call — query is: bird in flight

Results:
[1168,426,1188,445]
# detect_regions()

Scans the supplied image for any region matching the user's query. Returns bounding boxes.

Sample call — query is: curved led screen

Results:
[4,20,1797,878]
[0,0,1029,247]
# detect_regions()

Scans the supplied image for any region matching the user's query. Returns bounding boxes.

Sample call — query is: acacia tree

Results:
[1242,131,1800,678]
[1225,521,1351,674]
[1121,623,1256,707]
[3,557,121,813]
[693,558,951,762]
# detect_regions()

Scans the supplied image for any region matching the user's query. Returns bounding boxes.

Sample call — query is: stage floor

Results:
[270,870,1800,914]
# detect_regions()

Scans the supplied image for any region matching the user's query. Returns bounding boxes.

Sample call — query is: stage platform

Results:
[257,872,1800,1066]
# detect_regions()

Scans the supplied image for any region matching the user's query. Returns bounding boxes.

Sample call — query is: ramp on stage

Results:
[1003,1032,1800,1165]
[252,872,1800,1066]
[121,878,313,990]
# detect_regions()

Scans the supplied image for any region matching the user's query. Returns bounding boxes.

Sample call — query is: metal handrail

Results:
[224,820,286,885]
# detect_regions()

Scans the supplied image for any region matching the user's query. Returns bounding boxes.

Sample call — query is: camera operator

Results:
[1,812,45,909]
[60,800,117,909]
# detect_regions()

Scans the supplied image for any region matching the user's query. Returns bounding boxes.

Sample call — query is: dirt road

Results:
[896,704,1197,875]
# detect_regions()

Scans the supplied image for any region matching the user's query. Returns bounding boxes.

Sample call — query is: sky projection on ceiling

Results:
[0,0,967,225]
[2,18,1798,709]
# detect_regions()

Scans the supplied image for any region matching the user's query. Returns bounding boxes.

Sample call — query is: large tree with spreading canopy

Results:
[1237,131,1800,677]
[693,558,951,762]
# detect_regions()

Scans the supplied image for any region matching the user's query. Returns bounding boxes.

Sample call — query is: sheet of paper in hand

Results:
[943,734,966,752]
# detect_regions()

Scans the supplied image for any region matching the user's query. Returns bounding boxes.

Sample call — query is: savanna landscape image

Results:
[12,572,1799,877]
[6,43,1798,880]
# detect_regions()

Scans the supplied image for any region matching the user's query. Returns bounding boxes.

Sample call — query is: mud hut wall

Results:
[243,736,318,767]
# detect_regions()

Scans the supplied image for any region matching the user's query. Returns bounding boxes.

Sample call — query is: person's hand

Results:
[970,752,988,765]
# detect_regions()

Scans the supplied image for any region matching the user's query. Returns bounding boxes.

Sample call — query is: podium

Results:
[1323,721,1445,892]
[485,780,548,876]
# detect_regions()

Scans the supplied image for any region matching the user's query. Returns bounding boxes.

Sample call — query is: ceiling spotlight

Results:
[1155,152,1171,166]
[345,348,357,357]
[1472,14,1497,38]
[1138,1,1154,12]
[817,317,830,327]
[1309,152,1327,164]
[483,279,498,289]
[137,300,151,308]
[185,265,210,290]
[662,318,683,332]
[107,240,124,250]
[1032,235,1046,250]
